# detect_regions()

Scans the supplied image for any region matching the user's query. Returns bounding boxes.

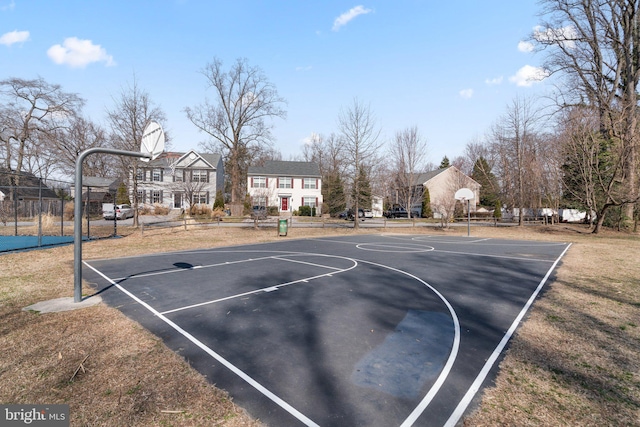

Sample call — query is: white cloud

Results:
[533,25,577,49]
[332,5,372,31]
[47,37,115,68]
[301,132,322,146]
[295,65,312,72]
[0,30,29,46]
[1,1,15,11]
[509,65,549,87]
[459,89,473,99]
[485,76,503,86]
[518,40,534,53]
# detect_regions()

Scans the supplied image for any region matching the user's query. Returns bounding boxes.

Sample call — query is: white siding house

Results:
[133,150,224,211]
[247,161,323,215]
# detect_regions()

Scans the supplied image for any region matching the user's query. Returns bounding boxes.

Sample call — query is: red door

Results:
[281,197,288,211]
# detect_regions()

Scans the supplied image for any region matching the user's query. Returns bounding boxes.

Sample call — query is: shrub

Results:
[153,204,170,215]
[64,202,75,220]
[211,207,225,220]
[299,206,312,216]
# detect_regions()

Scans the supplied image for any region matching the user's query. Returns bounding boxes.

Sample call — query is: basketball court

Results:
[83,234,570,426]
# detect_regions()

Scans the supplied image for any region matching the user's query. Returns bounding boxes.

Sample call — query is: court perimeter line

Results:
[442,242,572,427]
[83,260,322,427]
[158,256,358,315]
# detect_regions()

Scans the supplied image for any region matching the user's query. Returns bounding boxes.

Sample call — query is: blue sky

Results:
[0,0,551,166]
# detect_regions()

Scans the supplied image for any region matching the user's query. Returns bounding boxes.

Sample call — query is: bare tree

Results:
[536,0,640,228]
[106,77,168,226]
[389,126,429,217]
[185,57,287,205]
[49,116,114,177]
[489,96,544,226]
[0,77,84,186]
[337,98,382,229]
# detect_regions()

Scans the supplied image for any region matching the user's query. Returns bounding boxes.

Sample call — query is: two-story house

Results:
[247,161,323,215]
[133,150,224,211]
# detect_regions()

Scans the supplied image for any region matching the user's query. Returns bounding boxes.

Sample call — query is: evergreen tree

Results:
[351,167,372,208]
[116,183,130,205]
[421,187,432,218]
[322,173,346,216]
[439,156,450,169]
[471,156,499,207]
[493,199,502,220]
[213,190,225,210]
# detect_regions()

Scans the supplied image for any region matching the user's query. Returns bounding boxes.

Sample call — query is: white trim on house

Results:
[132,150,224,211]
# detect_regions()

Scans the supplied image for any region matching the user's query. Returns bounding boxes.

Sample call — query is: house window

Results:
[152,190,162,204]
[136,169,145,181]
[253,176,266,188]
[279,177,292,189]
[152,169,162,182]
[137,190,145,204]
[174,170,183,182]
[253,196,267,206]
[303,178,317,189]
[303,197,316,208]
[192,170,207,183]
[194,192,208,204]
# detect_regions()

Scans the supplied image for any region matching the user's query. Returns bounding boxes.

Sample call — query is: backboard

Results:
[140,121,165,162]
[454,188,475,201]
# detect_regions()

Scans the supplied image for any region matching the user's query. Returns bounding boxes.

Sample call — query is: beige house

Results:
[410,166,481,217]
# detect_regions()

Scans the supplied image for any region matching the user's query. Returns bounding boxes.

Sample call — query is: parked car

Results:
[103,204,134,220]
[347,208,367,221]
[384,206,419,219]
[338,209,349,219]
[252,205,267,220]
[363,209,374,219]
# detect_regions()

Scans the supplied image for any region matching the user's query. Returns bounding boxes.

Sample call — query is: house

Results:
[247,161,323,215]
[0,168,59,201]
[70,176,121,215]
[133,150,224,210]
[407,166,481,217]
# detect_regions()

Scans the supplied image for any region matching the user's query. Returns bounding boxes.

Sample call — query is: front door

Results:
[281,197,289,212]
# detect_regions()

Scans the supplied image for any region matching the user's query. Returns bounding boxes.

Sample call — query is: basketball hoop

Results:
[454,188,475,237]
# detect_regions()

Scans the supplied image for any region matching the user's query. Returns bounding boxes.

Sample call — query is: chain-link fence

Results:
[0,170,126,253]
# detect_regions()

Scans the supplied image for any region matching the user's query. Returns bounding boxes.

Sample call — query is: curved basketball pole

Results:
[73,148,151,302]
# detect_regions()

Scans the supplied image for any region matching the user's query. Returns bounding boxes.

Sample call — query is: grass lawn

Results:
[1,224,638,426]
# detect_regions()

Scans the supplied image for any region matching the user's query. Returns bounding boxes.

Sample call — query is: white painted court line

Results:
[347,258,461,427]
[431,248,559,263]
[84,261,321,427]
[158,256,358,315]
[442,243,572,427]
[111,255,278,282]
[271,255,345,271]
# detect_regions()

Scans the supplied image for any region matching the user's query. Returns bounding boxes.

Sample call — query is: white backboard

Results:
[140,121,165,162]
[454,188,475,201]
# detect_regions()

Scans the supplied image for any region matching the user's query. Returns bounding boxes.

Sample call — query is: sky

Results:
[0,0,553,167]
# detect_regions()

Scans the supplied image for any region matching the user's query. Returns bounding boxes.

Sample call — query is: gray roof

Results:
[248,161,321,177]
[414,167,450,185]
[0,168,58,199]
[200,153,222,167]
[81,176,120,189]
[143,151,221,168]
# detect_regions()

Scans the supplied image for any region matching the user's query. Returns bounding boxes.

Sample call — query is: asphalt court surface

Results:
[84,234,571,427]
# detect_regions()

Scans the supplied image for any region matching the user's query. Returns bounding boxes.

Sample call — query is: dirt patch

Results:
[1,224,638,426]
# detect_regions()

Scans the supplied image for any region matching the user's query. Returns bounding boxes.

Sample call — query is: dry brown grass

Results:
[1,224,639,426]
